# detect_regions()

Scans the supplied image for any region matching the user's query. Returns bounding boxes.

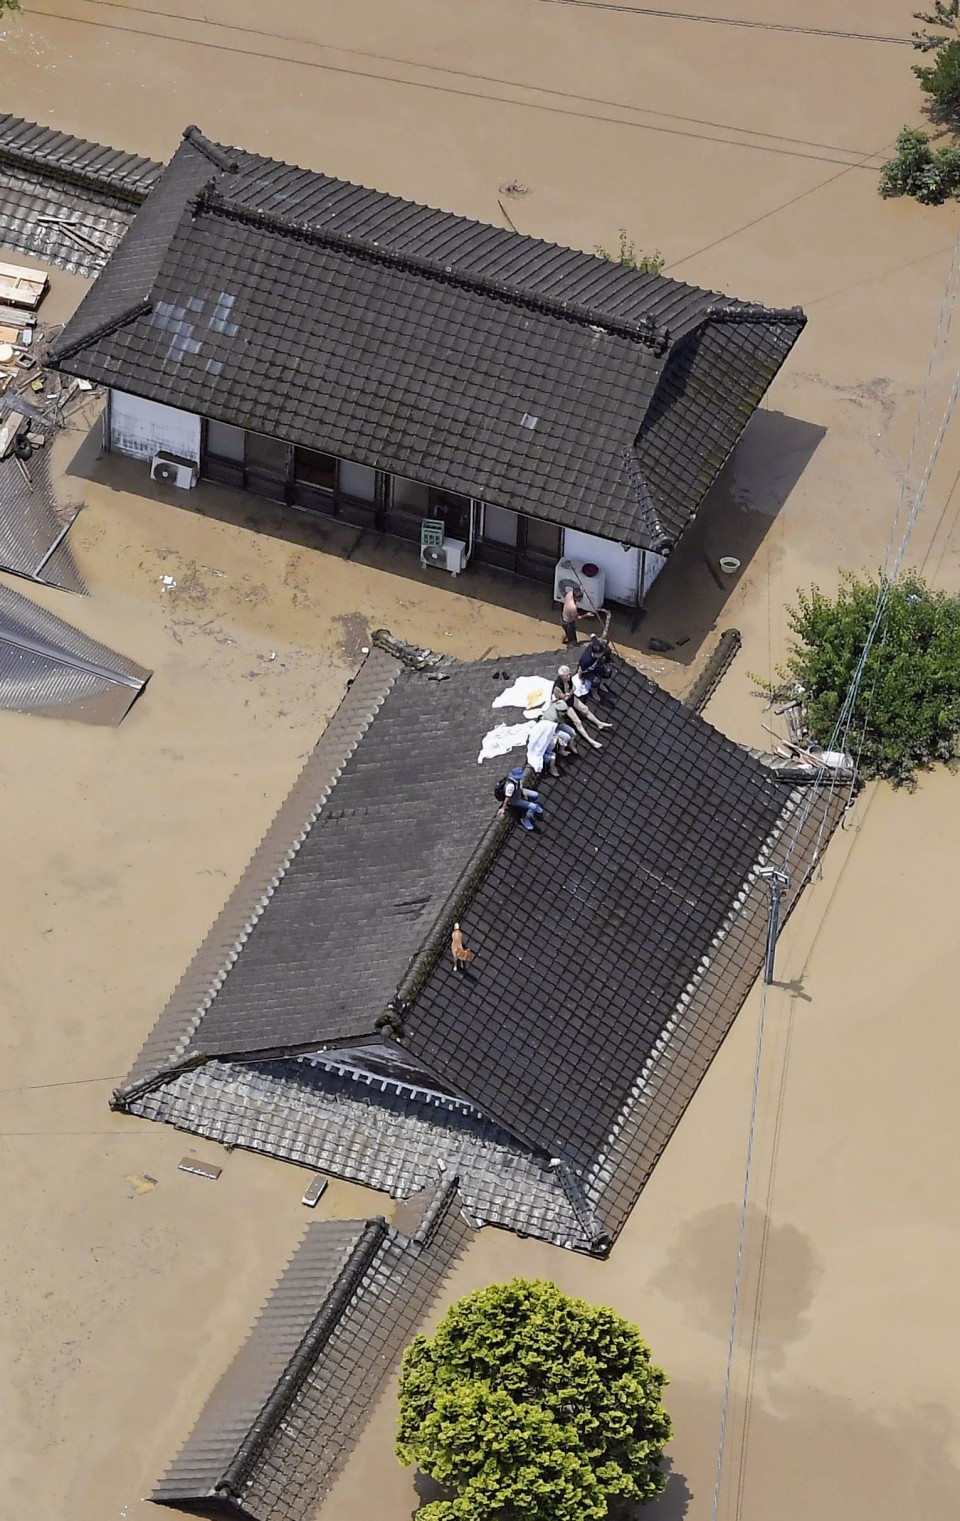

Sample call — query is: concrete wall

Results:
[108,391,201,462]
[563,527,642,606]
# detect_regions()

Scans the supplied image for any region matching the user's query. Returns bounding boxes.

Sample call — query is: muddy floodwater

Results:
[2,3,960,1518]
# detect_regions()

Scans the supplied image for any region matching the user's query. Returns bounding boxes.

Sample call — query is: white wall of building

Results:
[641,548,669,600]
[109,391,201,462]
[563,527,643,606]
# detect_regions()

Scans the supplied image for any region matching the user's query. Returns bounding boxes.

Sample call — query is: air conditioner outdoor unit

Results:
[421,536,467,576]
[554,558,605,612]
[150,450,198,489]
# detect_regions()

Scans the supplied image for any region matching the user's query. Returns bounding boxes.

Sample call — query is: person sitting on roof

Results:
[553,666,613,733]
[495,766,544,831]
[577,636,616,706]
[525,697,593,777]
[529,696,602,762]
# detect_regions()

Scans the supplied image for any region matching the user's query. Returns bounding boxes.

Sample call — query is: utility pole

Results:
[758,867,790,985]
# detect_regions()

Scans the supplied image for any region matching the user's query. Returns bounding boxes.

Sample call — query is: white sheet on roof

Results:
[491,675,552,711]
[478,720,536,764]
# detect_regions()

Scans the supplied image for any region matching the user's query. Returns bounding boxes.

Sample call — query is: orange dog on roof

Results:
[451,922,475,973]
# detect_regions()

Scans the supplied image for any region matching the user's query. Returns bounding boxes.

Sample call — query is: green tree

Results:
[913,37,960,120]
[772,572,960,787]
[596,228,665,275]
[878,125,960,202]
[912,1,960,51]
[396,1278,672,1521]
[1,0,22,16]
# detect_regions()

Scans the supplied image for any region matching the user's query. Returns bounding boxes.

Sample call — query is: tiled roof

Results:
[154,1180,469,1521]
[0,113,159,277]
[50,127,804,550]
[112,640,843,1252]
[0,578,150,725]
[400,664,789,1168]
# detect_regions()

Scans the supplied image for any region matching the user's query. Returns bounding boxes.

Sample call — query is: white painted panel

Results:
[108,390,200,462]
[206,419,244,462]
[641,549,669,600]
[483,502,518,546]
[563,527,641,606]
[340,461,377,502]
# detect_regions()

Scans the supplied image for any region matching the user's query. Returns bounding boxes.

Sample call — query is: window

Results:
[294,446,337,490]
[522,514,561,559]
[245,432,291,477]
[205,419,244,462]
[339,461,377,503]
[429,488,471,541]
[483,503,519,547]
[391,476,430,511]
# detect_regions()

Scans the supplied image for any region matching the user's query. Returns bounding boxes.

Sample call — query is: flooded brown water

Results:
[2,3,960,1518]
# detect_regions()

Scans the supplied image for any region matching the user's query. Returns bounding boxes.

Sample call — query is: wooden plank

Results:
[0,261,48,311]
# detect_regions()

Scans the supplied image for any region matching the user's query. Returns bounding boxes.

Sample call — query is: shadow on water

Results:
[63,405,824,665]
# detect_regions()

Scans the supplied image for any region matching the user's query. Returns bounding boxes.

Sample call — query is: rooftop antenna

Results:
[757,867,790,985]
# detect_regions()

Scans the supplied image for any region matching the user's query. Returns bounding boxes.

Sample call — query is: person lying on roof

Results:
[495,766,543,832]
[553,665,612,734]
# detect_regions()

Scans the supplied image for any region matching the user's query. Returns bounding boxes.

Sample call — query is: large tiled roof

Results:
[401,666,788,1168]
[51,127,804,550]
[112,638,839,1251]
[154,1180,468,1521]
[0,113,159,277]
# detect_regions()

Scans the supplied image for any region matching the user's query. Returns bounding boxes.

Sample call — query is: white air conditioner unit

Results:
[421,536,467,576]
[150,450,198,489]
[554,558,605,611]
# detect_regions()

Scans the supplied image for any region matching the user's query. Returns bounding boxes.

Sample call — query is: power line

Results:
[666,138,894,274]
[529,0,912,46]
[712,224,960,1521]
[25,4,891,169]
[710,974,771,1521]
[0,1074,122,1093]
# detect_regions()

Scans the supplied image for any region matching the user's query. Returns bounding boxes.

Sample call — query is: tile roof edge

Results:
[582,783,830,1244]
[111,648,403,1107]
[0,113,161,203]
[181,123,240,174]
[198,183,673,353]
[47,297,152,366]
[217,1217,388,1502]
[706,301,807,326]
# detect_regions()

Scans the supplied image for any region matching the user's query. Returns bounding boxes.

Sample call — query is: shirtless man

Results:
[560,584,597,646]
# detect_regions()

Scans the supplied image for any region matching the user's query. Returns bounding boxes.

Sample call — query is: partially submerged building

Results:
[154,1178,467,1521]
[114,639,834,1255]
[49,126,805,606]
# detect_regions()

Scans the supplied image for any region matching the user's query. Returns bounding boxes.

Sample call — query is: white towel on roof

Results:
[477,720,537,764]
[492,675,553,711]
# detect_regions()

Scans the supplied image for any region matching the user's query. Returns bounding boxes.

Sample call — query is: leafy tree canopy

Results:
[913,36,960,120]
[396,1278,671,1521]
[878,125,960,203]
[913,1,960,51]
[1,0,22,17]
[773,572,960,787]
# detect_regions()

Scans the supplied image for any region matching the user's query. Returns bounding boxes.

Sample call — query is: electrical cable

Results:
[777,226,960,879]
[709,973,771,1521]
[712,223,960,1521]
